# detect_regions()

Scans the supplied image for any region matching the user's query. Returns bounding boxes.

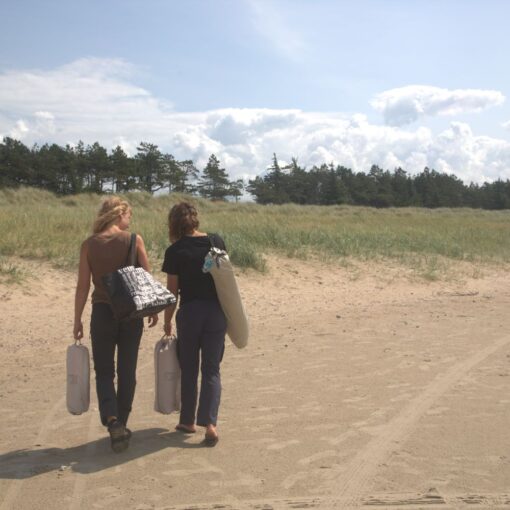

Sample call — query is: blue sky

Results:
[1,0,510,183]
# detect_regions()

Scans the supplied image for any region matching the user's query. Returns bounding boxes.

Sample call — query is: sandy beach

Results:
[1,257,510,509]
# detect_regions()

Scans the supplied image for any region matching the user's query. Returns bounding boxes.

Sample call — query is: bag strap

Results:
[127,232,137,266]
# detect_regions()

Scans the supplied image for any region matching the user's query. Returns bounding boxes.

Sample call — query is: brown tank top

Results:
[86,230,132,304]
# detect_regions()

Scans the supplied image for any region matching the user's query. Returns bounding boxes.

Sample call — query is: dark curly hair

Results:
[168,202,200,242]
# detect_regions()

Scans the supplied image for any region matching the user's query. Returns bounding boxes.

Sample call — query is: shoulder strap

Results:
[208,233,216,249]
[127,233,137,266]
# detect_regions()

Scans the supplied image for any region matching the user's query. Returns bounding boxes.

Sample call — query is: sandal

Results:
[108,420,129,453]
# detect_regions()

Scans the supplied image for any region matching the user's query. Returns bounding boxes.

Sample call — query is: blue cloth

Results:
[176,299,227,426]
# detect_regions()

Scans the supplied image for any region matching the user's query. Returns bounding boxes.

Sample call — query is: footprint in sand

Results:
[209,474,263,489]
[267,439,300,450]
[163,458,223,477]
[297,450,338,466]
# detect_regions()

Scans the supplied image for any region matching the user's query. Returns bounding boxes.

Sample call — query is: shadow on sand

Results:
[0,428,204,479]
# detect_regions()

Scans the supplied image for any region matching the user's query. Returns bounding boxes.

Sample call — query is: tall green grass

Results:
[0,255,27,284]
[1,187,510,275]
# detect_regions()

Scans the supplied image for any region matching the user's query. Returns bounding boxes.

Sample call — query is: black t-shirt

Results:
[161,233,227,304]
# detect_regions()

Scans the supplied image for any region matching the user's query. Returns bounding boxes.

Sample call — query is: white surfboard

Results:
[203,248,249,349]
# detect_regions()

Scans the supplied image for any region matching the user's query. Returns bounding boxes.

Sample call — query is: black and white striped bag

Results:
[102,233,176,320]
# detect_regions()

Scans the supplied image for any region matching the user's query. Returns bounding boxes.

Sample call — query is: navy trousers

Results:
[90,303,143,426]
[176,299,227,427]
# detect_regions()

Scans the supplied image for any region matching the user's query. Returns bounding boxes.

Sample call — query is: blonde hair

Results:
[168,202,199,242]
[93,196,131,234]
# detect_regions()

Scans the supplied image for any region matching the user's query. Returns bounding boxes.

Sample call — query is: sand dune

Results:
[1,257,509,509]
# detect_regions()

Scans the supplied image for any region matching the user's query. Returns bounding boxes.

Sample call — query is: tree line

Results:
[247,155,510,209]
[2,137,510,209]
[0,137,243,201]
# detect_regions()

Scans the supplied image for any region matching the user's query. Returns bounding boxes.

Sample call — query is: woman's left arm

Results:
[136,234,159,328]
[164,274,179,336]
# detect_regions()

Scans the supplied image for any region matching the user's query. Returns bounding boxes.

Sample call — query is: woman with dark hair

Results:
[74,196,158,453]
[162,202,227,446]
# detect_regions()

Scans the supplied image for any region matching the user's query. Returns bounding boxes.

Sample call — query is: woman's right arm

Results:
[136,234,151,271]
[74,241,91,340]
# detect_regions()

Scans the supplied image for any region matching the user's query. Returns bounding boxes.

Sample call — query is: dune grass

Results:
[1,187,510,278]
[0,256,28,284]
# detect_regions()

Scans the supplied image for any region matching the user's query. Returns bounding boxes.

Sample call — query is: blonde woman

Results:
[74,197,158,452]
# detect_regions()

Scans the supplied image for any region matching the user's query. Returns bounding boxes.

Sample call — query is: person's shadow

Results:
[0,428,204,479]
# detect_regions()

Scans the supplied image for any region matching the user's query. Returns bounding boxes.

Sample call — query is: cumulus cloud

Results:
[0,57,174,142]
[246,0,307,61]
[372,85,505,126]
[2,59,510,184]
[10,120,29,139]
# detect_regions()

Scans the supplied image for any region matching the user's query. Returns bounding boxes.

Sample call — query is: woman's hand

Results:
[73,320,83,340]
[164,322,172,337]
[147,314,159,328]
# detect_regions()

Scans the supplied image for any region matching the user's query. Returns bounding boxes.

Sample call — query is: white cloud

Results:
[246,0,307,62]
[372,85,505,126]
[0,57,173,136]
[2,59,510,184]
[503,120,510,130]
[34,111,56,136]
[10,120,29,139]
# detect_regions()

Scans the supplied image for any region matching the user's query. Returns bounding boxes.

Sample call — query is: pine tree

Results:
[198,154,231,200]
[0,137,32,188]
[110,146,135,192]
[85,142,110,193]
[168,158,199,194]
[228,178,245,202]
[135,142,167,194]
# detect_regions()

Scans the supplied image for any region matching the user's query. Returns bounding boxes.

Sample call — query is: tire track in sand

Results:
[68,357,155,510]
[68,402,100,510]
[65,335,510,510]
[137,491,510,509]
[3,337,509,509]
[0,396,65,510]
[324,334,510,508]
[1,354,155,510]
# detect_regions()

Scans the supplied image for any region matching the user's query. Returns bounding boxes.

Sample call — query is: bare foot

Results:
[175,423,196,433]
[204,424,219,446]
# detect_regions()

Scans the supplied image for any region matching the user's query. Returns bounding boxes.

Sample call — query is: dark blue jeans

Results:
[90,303,143,426]
[176,299,227,427]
